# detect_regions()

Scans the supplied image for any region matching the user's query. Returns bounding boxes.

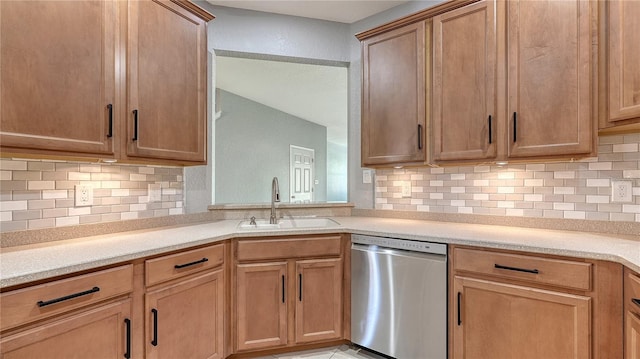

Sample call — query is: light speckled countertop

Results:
[1,216,638,288]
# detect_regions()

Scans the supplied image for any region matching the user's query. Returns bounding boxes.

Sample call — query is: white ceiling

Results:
[215,56,348,146]
[206,0,409,24]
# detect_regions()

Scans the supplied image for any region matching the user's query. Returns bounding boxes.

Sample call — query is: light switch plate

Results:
[362,169,373,184]
[148,184,162,202]
[401,181,412,198]
[74,185,93,207]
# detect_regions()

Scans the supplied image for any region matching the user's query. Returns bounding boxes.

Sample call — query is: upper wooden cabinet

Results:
[506,0,594,159]
[0,0,117,157]
[0,0,213,165]
[126,0,208,163]
[599,0,640,131]
[360,21,428,167]
[432,0,496,162]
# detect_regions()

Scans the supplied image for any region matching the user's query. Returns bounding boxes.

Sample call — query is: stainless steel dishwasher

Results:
[351,234,447,359]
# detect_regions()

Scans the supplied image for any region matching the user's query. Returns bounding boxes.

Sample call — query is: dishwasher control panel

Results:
[352,234,447,255]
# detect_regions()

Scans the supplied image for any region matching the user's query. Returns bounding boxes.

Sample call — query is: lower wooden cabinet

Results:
[453,276,590,359]
[628,311,640,359]
[235,262,288,351]
[1,298,132,359]
[233,235,345,354]
[145,270,224,359]
[295,259,343,344]
[450,245,622,359]
[626,269,640,359]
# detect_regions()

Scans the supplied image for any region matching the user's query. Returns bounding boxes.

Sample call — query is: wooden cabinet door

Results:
[361,21,427,166]
[606,0,640,124]
[236,262,288,351]
[295,258,343,344]
[127,0,208,163]
[145,270,224,359]
[506,0,593,158]
[0,0,116,156]
[432,0,496,162]
[627,311,640,359]
[0,299,131,359]
[453,276,591,359]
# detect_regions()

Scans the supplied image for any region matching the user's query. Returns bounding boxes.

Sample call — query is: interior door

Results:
[290,145,314,203]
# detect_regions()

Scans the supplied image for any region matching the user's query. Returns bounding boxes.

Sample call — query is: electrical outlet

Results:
[611,180,632,203]
[74,185,93,207]
[148,183,162,202]
[401,181,412,198]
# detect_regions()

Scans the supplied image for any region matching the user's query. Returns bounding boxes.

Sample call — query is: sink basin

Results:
[238,218,340,230]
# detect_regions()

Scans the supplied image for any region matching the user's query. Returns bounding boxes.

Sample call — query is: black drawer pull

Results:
[513,112,517,142]
[37,286,100,307]
[124,318,131,359]
[633,298,640,308]
[132,109,139,141]
[151,308,158,346]
[299,273,303,301]
[107,104,113,138]
[174,257,208,269]
[282,275,285,303]
[488,115,492,144]
[494,263,539,274]
[457,292,462,326]
[418,124,423,150]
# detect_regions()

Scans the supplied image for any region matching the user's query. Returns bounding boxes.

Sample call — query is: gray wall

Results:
[215,90,327,204]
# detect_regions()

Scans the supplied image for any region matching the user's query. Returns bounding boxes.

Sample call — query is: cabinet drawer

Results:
[236,236,342,261]
[146,244,224,287]
[453,248,591,291]
[1,264,133,331]
[626,269,640,315]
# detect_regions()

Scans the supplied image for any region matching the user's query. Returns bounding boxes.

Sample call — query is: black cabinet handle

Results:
[417,124,423,150]
[494,263,539,274]
[457,292,462,326]
[132,110,139,141]
[107,104,113,138]
[299,273,303,301]
[513,112,517,142]
[633,298,640,308]
[174,257,208,269]
[282,275,285,303]
[37,286,100,307]
[488,115,492,144]
[124,318,131,359]
[151,308,158,346]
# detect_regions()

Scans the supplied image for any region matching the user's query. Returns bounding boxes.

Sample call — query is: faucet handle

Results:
[249,216,256,225]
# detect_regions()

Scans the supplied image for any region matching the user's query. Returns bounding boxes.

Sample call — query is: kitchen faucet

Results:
[270,177,280,224]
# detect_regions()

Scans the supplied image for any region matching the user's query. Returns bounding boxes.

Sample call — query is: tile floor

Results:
[254,345,387,359]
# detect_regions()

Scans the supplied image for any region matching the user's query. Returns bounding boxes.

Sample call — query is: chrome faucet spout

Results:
[270,177,280,224]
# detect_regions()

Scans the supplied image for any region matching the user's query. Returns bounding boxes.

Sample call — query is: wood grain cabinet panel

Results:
[432,0,496,162]
[453,276,591,359]
[0,0,117,156]
[506,0,593,158]
[628,311,640,359]
[145,270,224,359]
[235,262,288,351]
[600,0,640,129]
[295,259,343,344]
[126,0,208,163]
[361,21,427,166]
[0,299,132,359]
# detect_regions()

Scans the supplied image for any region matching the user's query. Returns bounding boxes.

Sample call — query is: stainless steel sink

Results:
[238,217,340,230]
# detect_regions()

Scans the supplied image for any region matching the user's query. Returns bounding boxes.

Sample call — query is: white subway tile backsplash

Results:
[0,159,184,232]
[586,195,609,204]
[564,211,586,220]
[613,143,638,153]
[624,170,640,179]
[553,203,575,211]
[586,179,610,187]
[554,171,575,179]
[430,193,444,200]
[554,187,575,195]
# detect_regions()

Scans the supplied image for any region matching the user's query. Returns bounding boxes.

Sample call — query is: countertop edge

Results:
[2,217,638,289]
